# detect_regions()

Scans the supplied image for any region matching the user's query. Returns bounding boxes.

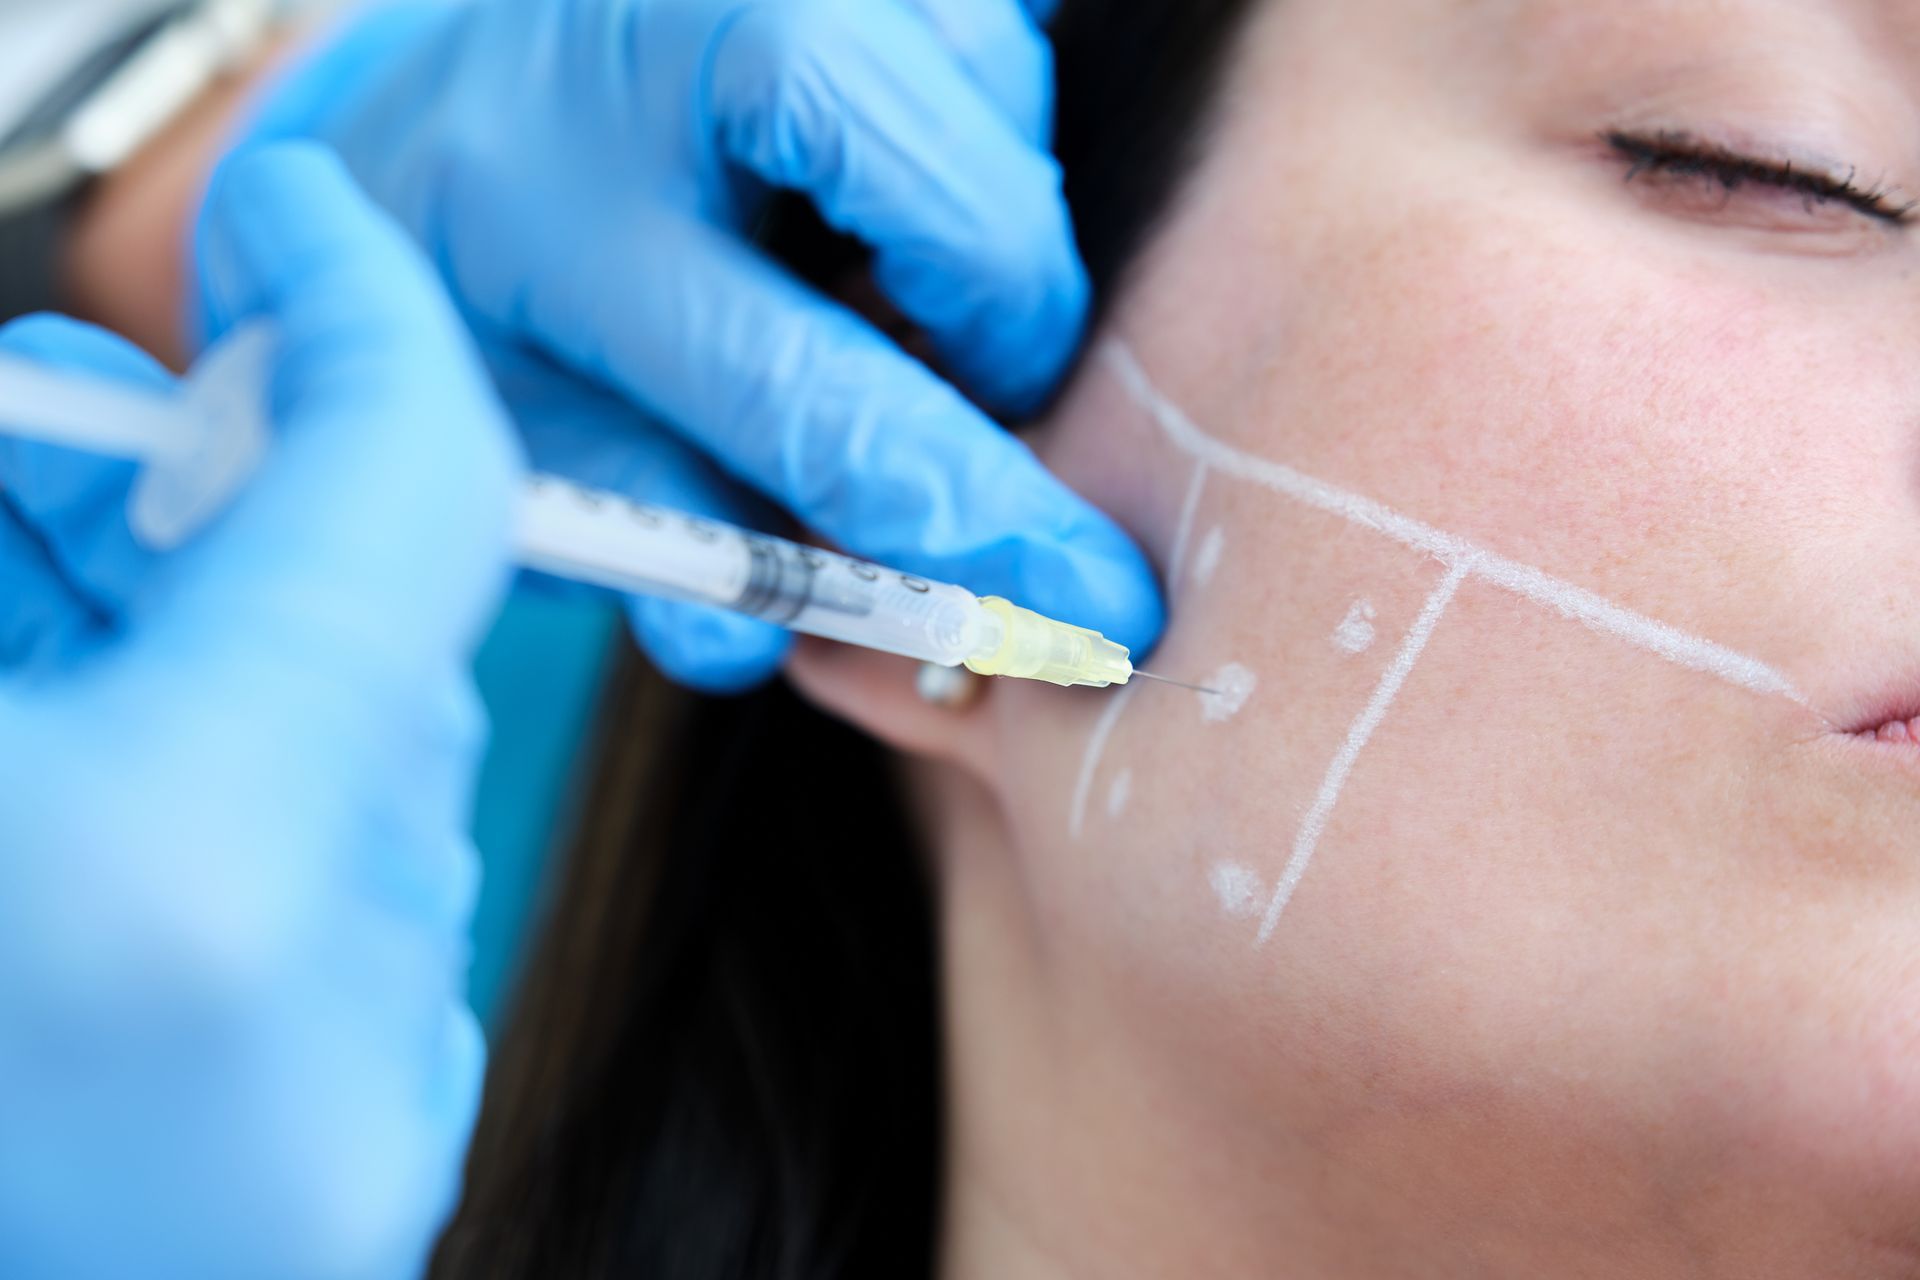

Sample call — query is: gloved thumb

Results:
[164,144,522,679]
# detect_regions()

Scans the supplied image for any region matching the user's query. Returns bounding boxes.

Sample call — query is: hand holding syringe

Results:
[0,326,1205,692]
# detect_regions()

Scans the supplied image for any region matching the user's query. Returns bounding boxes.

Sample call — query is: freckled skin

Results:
[926,1,1920,1276]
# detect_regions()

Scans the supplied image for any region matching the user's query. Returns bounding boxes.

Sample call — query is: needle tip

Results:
[1130,668,1222,696]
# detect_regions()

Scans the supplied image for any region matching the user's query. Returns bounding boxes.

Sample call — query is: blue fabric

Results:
[467,589,621,1029]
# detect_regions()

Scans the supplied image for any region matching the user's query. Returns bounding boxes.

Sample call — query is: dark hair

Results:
[431,3,1264,1276]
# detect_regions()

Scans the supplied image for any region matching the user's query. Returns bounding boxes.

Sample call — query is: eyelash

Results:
[1605,129,1917,227]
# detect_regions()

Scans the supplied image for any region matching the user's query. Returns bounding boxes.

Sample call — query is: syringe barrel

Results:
[518,478,756,604]
[774,563,987,667]
[515,476,994,667]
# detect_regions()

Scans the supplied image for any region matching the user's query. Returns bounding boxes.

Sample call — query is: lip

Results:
[1851,715,1920,749]
[1827,719,1920,786]
[1706,646,1920,757]
[1794,676,1920,793]
[1828,676,1920,744]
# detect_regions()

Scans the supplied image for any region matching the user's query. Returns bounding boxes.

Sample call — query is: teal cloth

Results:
[467,588,623,1029]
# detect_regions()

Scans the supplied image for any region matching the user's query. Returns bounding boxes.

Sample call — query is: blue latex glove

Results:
[226,0,1164,691]
[0,332,158,671]
[0,145,520,1280]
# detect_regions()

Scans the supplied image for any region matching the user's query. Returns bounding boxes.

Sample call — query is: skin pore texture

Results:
[792,0,1920,1275]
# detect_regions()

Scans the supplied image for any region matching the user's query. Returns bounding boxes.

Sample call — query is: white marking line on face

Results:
[1200,662,1258,722]
[1068,456,1211,842]
[1210,861,1264,918]
[1167,459,1211,594]
[1107,768,1134,819]
[1259,559,1472,942]
[1070,683,1140,840]
[1193,526,1227,588]
[1333,599,1378,654]
[1099,342,1804,705]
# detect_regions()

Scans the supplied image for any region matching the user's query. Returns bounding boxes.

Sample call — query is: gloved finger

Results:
[525,208,1163,656]
[175,143,521,677]
[0,316,174,662]
[0,314,171,384]
[707,0,1088,415]
[627,595,791,695]
[898,0,1056,144]
[0,494,98,670]
[487,343,791,692]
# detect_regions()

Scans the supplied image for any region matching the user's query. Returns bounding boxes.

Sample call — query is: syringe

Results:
[516,478,1141,687]
[0,329,1189,692]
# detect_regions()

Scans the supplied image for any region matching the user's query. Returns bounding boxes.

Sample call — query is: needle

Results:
[1130,668,1221,696]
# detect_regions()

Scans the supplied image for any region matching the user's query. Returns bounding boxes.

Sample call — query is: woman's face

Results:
[967,0,1920,1270]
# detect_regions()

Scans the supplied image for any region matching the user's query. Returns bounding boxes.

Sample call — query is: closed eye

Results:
[1606,130,1916,228]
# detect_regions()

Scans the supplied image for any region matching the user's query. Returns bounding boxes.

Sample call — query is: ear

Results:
[785,638,1001,782]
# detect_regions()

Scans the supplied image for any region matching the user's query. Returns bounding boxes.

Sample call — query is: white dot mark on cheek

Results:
[1106,768,1133,819]
[1198,663,1257,723]
[1209,862,1263,918]
[1332,599,1378,655]
[1191,525,1226,588]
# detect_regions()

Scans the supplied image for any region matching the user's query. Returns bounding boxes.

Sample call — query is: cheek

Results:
[1015,184,1920,1236]
[1015,488,1920,1243]
[1248,198,1920,679]
[1271,211,1815,542]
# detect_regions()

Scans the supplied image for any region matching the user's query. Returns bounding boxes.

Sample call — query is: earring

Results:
[916,662,982,710]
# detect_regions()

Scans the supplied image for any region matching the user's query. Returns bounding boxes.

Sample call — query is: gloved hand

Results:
[0,328,159,671]
[0,144,520,1280]
[226,0,1163,691]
